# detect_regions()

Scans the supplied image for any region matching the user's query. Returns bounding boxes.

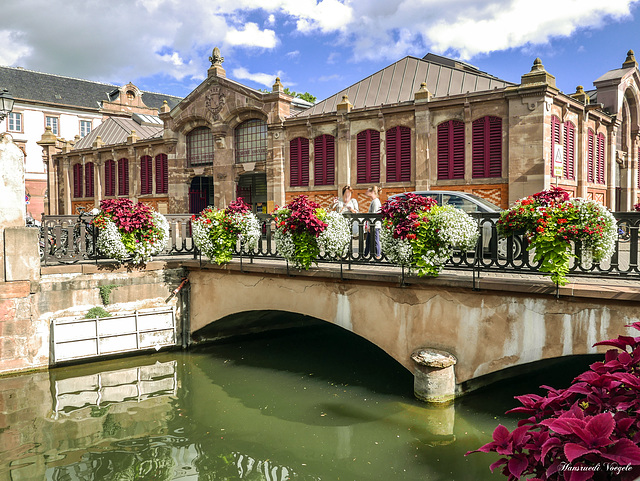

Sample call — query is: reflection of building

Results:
[45,48,640,215]
[0,65,181,218]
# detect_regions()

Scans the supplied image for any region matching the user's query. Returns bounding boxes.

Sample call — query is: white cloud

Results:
[232,67,283,87]
[225,22,278,49]
[286,50,300,58]
[266,14,276,26]
[0,30,32,66]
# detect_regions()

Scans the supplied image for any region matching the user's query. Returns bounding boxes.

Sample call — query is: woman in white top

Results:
[364,186,382,257]
[334,185,360,237]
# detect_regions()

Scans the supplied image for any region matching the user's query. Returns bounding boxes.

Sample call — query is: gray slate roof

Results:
[0,65,182,111]
[74,116,163,150]
[296,54,514,117]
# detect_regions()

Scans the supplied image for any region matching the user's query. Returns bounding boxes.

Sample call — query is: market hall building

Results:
[41,48,640,216]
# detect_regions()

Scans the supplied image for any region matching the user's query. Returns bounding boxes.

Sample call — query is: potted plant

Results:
[191,197,261,265]
[273,195,351,270]
[497,187,617,286]
[92,198,169,265]
[380,193,479,276]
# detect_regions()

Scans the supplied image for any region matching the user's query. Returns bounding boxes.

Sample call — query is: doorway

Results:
[189,176,214,214]
[236,173,267,213]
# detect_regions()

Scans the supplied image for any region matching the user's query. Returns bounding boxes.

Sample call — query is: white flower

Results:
[317,211,351,258]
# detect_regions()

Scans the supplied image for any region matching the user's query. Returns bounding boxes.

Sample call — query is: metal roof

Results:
[295,55,514,117]
[0,65,182,111]
[74,116,163,150]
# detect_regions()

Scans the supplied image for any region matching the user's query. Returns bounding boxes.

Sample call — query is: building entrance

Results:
[236,173,267,213]
[189,176,214,214]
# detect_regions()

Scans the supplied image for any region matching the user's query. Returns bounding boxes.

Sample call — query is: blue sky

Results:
[1,0,639,103]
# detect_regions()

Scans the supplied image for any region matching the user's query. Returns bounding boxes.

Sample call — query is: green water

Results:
[0,324,596,481]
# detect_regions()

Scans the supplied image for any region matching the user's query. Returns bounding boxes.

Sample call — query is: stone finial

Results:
[414,82,432,102]
[207,46,226,78]
[39,126,57,144]
[570,85,590,104]
[92,135,104,149]
[623,49,638,69]
[272,77,284,93]
[160,100,171,114]
[520,57,556,88]
[336,94,353,113]
[127,130,138,144]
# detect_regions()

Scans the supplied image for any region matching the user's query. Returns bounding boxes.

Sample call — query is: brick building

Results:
[44,48,640,215]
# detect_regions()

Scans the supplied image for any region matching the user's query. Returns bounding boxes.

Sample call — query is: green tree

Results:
[259,88,316,104]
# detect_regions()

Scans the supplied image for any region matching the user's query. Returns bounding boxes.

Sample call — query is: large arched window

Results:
[551,115,562,177]
[156,154,168,194]
[563,121,576,180]
[140,155,153,195]
[73,163,83,198]
[187,127,214,167]
[118,158,129,196]
[235,119,267,164]
[437,120,464,180]
[290,137,309,187]
[472,116,502,178]
[104,159,116,196]
[386,126,411,182]
[356,129,380,184]
[314,134,335,186]
[85,162,94,198]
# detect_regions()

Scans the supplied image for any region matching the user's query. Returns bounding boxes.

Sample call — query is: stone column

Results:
[62,158,72,215]
[336,96,352,193]
[412,348,457,403]
[94,156,104,208]
[414,83,432,191]
[37,127,59,215]
[608,124,619,210]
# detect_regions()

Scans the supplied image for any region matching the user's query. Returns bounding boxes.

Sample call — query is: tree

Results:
[258,88,316,104]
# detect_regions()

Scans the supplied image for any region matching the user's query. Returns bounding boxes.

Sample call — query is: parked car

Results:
[388,191,523,259]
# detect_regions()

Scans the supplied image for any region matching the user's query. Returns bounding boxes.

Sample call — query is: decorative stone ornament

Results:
[411,348,457,403]
[209,47,224,66]
[205,86,226,120]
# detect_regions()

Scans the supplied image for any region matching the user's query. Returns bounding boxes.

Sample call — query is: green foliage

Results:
[98,284,118,305]
[291,231,320,270]
[258,87,316,103]
[529,235,572,286]
[194,209,239,265]
[84,306,112,319]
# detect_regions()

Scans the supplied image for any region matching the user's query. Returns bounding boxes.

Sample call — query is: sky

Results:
[1,0,639,103]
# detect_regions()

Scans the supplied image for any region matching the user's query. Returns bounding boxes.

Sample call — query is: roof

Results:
[296,54,514,117]
[0,65,182,111]
[74,116,163,150]
[593,67,636,85]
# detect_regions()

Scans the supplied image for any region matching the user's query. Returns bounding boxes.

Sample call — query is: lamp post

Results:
[0,88,15,122]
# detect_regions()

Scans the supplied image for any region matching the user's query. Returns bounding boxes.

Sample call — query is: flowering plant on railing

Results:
[466,323,640,480]
[497,187,616,286]
[380,193,479,276]
[92,198,169,265]
[191,198,261,265]
[634,202,640,212]
[273,195,350,269]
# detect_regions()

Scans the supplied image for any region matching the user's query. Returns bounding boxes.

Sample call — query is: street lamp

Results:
[0,88,15,122]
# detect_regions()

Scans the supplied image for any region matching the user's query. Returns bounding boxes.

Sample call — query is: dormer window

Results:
[126,90,135,100]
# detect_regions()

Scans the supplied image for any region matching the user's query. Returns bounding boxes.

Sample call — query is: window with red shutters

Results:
[472,116,502,178]
[105,160,115,196]
[386,126,411,182]
[564,121,575,180]
[437,120,465,180]
[551,116,562,177]
[140,155,153,195]
[118,158,129,196]
[596,133,606,185]
[587,129,595,183]
[73,163,83,198]
[314,134,335,186]
[85,162,94,198]
[155,154,168,194]
[356,129,380,183]
[289,137,309,187]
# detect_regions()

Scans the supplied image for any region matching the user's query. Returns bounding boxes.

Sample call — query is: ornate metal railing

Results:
[39,212,640,281]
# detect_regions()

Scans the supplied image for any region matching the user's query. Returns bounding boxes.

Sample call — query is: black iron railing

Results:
[39,212,640,280]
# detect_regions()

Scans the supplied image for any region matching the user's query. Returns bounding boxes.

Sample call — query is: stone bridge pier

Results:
[185,261,640,402]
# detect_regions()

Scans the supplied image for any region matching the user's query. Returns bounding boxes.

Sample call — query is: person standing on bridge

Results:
[364,186,382,258]
[333,185,359,237]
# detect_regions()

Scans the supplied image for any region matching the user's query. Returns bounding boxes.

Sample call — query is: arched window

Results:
[235,119,267,164]
[105,159,116,196]
[564,121,576,180]
[551,115,562,177]
[85,162,94,198]
[187,127,214,167]
[118,158,129,196]
[596,133,606,185]
[156,154,168,194]
[437,120,464,180]
[140,155,153,195]
[472,116,502,178]
[356,129,380,184]
[314,134,335,186]
[386,126,411,182]
[73,164,83,198]
[290,137,309,187]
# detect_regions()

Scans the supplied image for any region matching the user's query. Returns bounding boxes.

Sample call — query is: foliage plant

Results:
[92,199,169,265]
[467,323,640,481]
[191,198,261,265]
[98,284,118,305]
[497,187,616,286]
[379,193,479,276]
[84,306,112,319]
[273,195,350,269]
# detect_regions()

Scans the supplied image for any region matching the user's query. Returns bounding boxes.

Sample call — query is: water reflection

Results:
[0,325,598,481]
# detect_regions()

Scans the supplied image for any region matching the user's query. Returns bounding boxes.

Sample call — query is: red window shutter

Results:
[399,126,411,181]
[140,155,152,195]
[551,116,561,177]
[73,164,83,198]
[587,130,595,183]
[386,127,397,182]
[357,131,367,183]
[437,122,450,179]
[289,138,309,187]
[564,121,575,180]
[472,118,485,178]
[597,133,605,185]
[155,154,168,194]
[386,126,411,182]
[356,130,380,183]
[105,160,115,196]
[85,162,94,198]
[452,121,465,179]
[314,134,335,186]
[118,158,129,196]
[488,117,502,177]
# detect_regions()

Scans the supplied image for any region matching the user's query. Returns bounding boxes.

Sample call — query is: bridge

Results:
[2,212,640,402]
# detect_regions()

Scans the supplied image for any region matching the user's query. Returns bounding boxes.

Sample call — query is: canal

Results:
[1,322,597,480]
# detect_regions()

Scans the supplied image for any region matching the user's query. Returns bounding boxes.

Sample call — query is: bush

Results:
[84,306,112,319]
